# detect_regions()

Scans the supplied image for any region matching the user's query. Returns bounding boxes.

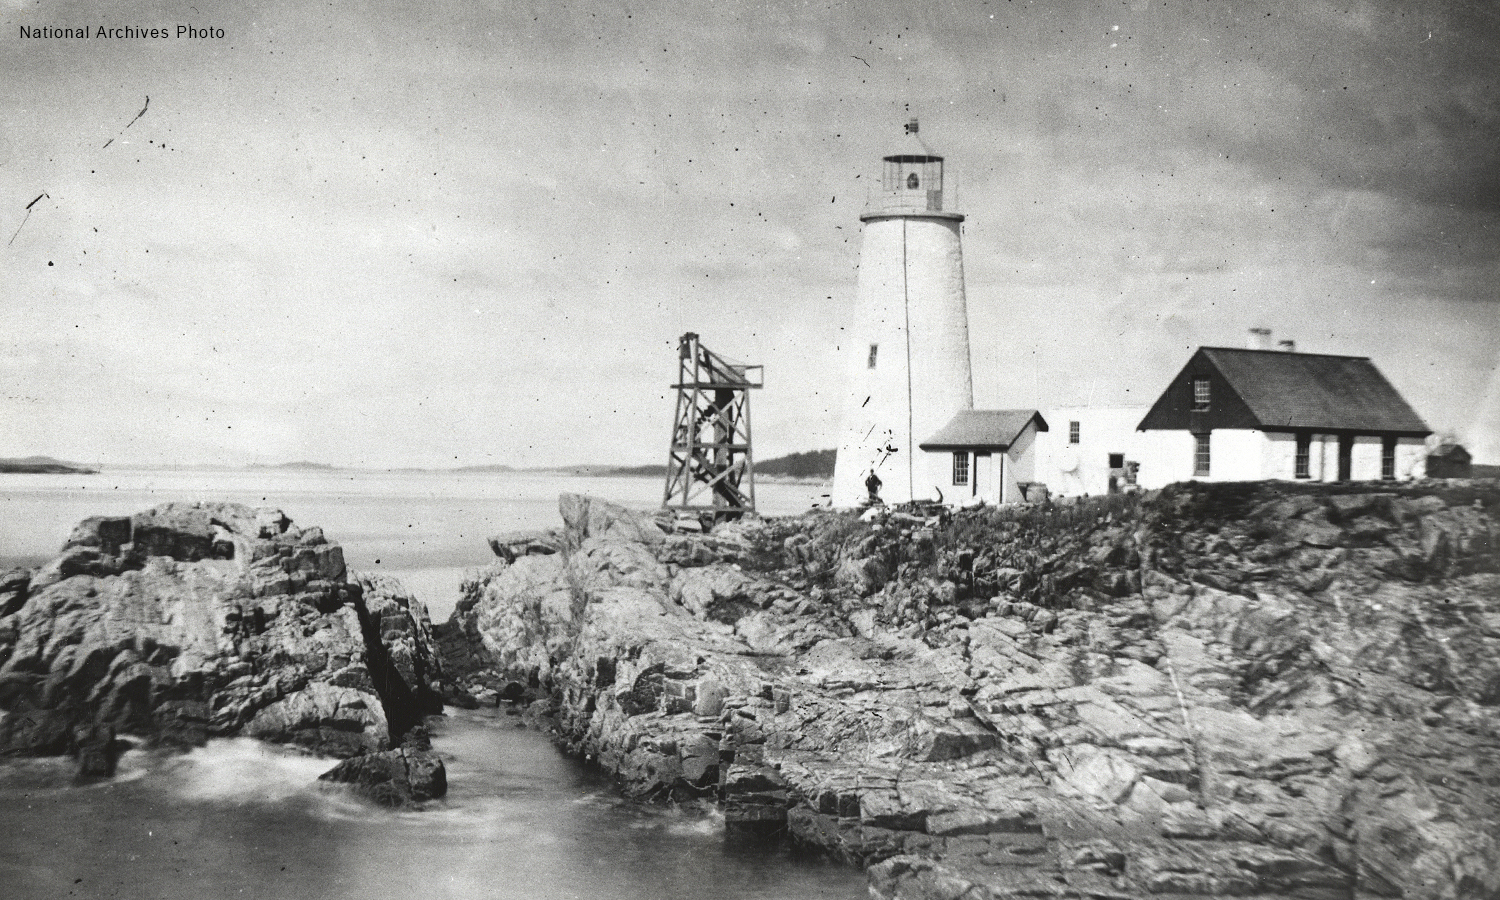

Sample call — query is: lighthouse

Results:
[831,120,974,506]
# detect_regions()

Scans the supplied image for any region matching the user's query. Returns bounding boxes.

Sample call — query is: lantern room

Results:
[863,119,956,217]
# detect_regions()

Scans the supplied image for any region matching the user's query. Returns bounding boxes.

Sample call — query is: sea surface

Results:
[0,709,862,900]
[0,468,858,900]
[0,467,830,620]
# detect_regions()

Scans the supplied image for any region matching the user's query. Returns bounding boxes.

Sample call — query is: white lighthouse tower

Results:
[831,120,974,506]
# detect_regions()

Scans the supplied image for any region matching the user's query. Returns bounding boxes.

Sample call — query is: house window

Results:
[1193,379,1211,410]
[1295,433,1311,479]
[952,452,969,486]
[867,344,878,369]
[1194,433,1211,476]
[1068,421,1080,444]
[1382,436,1396,480]
[1108,453,1124,468]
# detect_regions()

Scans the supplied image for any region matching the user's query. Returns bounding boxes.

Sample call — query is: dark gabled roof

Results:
[1428,444,1471,461]
[919,410,1049,451]
[1138,347,1430,435]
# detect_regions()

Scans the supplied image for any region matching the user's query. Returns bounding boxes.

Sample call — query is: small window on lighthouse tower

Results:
[906,172,920,189]
[867,344,879,368]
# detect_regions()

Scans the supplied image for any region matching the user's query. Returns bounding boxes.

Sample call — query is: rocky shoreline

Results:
[3,485,1498,896]
[439,485,1500,900]
[0,502,448,803]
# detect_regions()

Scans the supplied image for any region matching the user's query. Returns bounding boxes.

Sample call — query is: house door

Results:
[1337,436,1353,481]
[973,452,990,500]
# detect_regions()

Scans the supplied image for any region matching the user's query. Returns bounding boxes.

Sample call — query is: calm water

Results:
[0,709,862,900]
[0,468,829,619]
[0,471,857,899]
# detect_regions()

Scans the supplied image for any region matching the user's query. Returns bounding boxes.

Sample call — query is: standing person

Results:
[864,469,883,505]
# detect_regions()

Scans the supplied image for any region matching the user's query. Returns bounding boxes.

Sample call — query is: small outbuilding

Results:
[1136,346,1430,483]
[919,409,1048,504]
[1425,443,1472,479]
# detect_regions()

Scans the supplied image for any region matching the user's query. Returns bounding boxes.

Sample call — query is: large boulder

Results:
[73,722,118,779]
[318,746,448,806]
[0,502,443,761]
[487,530,562,563]
[0,568,29,616]
[354,573,448,727]
[558,494,666,547]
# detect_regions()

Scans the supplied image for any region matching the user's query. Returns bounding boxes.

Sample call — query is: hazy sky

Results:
[3,0,1498,467]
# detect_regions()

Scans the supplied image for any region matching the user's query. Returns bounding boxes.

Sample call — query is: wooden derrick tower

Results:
[663,332,762,519]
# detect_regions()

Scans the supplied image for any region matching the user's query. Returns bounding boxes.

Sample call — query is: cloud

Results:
[1,0,1495,467]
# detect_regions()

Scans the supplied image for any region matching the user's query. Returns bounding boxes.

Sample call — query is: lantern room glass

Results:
[881,156,944,193]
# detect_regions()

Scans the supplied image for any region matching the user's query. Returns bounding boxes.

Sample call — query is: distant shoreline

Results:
[0,457,98,475]
[0,460,836,485]
[19,457,1496,482]
[26,449,842,481]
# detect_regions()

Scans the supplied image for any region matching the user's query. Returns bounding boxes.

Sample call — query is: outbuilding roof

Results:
[1137,347,1430,435]
[919,410,1049,451]
[1428,444,1471,462]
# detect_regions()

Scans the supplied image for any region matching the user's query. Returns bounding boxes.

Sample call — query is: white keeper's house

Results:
[1134,343,1432,484]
